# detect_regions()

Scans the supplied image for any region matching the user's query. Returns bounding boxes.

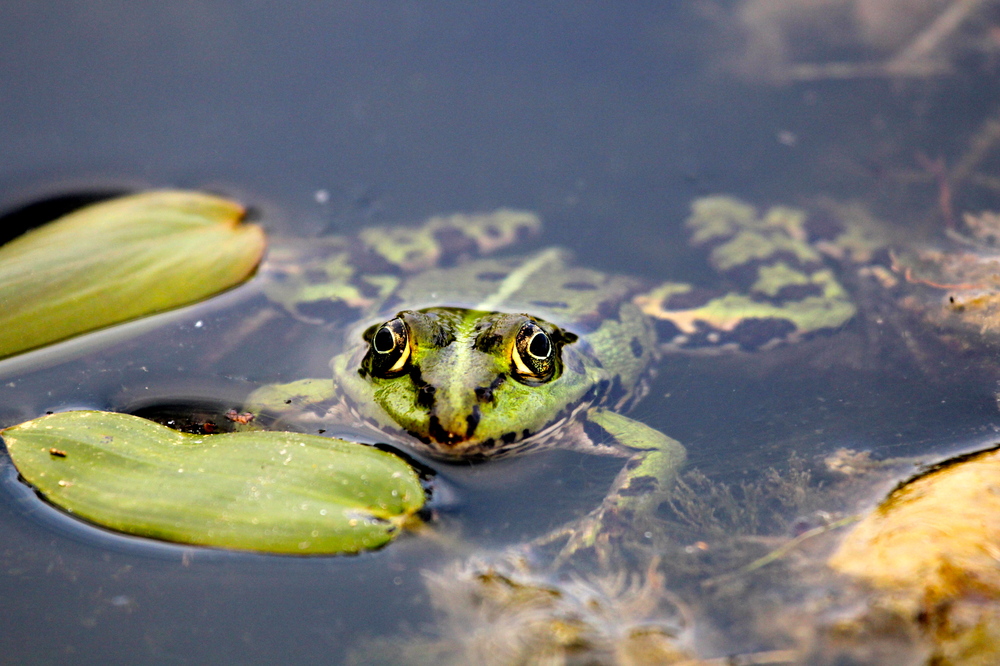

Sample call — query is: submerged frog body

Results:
[251,201,857,554]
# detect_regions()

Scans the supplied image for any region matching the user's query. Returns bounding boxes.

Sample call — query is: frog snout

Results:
[417,351,503,447]
[425,396,483,446]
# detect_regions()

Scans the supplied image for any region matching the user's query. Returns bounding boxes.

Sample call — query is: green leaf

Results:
[2,411,426,554]
[0,190,266,359]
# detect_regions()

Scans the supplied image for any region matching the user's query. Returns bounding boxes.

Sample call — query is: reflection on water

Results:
[2,1,1000,664]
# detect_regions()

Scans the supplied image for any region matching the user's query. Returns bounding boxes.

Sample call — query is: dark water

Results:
[2,2,1000,663]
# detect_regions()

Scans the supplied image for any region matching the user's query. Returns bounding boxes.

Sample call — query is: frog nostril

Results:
[416,384,435,410]
[474,376,505,403]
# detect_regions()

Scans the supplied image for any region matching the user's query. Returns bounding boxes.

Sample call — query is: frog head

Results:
[333,307,589,459]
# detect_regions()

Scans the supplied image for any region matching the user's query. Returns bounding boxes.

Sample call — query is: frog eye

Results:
[365,317,411,377]
[511,321,557,383]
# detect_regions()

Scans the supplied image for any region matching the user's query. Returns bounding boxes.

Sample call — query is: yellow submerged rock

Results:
[830,446,1000,597]
[828,445,1000,665]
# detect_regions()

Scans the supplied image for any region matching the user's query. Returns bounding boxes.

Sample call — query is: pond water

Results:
[3,2,1000,664]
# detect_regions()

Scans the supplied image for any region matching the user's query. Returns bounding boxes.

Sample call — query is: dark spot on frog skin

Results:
[475,332,504,353]
[431,326,454,349]
[409,366,437,410]
[727,317,797,350]
[606,375,628,407]
[618,475,659,496]
[662,288,720,310]
[667,322,716,349]
[770,283,823,302]
[466,406,481,439]
[432,228,478,266]
[870,247,894,268]
[354,277,383,299]
[653,318,682,342]
[803,209,844,241]
[501,431,518,444]
[530,300,569,309]
[591,377,628,408]
[578,303,625,331]
[612,507,635,524]
[347,241,401,274]
[582,418,613,447]
[629,337,644,358]
[522,429,532,439]
[572,336,593,353]
[563,281,598,291]
[480,437,497,450]
[616,378,647,413]
[476,271,508,282]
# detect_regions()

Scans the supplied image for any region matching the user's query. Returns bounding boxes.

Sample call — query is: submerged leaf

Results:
[0,190,265,359]
[1,411,425,554]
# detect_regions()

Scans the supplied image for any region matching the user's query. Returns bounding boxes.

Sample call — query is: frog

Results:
[247,197,858,558]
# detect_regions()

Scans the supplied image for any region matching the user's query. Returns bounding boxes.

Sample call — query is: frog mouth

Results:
[415,412,488,456]
[427,414,471,448]
[409,413,539,460]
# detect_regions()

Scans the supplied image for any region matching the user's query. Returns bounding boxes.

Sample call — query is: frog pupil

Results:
[528,331,551,359]
[373,326,396,354]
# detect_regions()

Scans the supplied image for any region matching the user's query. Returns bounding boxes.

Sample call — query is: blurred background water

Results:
[2,2,1000,662]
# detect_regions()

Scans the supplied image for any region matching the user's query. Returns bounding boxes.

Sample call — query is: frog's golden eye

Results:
[511,321,557,384]
[365,317,411,377]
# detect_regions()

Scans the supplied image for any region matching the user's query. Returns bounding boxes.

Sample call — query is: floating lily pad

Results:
[0,190,265,359]
[1,411,425,554]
